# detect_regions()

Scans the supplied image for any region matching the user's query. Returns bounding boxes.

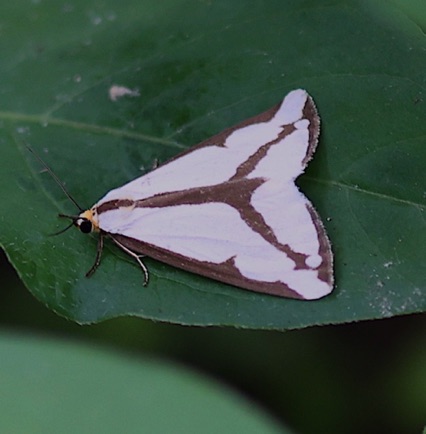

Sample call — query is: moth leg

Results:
[112,238,149,286]
[86,232,104,277]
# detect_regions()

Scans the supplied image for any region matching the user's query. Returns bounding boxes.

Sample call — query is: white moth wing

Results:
[94,89,333,299]
[99,200,330,300]
[98,89,310,204]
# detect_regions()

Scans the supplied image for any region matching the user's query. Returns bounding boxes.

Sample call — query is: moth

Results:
[41,89,333,300]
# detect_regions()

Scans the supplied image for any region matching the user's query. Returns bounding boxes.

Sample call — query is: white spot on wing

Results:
[306,254,322,268]
[295,119,309,129]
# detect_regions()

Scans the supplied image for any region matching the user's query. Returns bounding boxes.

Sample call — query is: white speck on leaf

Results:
[109,85,140,101]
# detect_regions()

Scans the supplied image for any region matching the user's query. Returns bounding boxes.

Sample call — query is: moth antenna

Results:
[48,213,81,236]
[26,145,84,212]
[50,221,75,236]
[58,213,80,220]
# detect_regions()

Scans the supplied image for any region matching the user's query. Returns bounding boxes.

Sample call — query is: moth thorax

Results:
[77,208,99,233]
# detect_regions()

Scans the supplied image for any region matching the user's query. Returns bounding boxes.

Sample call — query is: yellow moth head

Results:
[76,208,100,234]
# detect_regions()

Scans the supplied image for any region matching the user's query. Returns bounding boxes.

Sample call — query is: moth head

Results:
[75,209,100,234]
[57,208,100,235]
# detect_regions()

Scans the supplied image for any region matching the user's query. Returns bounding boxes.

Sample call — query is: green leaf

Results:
[0,333,286,434]
[0,0,425,327]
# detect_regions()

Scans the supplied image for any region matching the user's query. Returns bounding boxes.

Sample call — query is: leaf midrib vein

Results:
[0,110,185,149]
[312,177,426,210]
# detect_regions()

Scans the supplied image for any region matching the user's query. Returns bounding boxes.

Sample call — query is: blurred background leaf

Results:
[0,333,286,434]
